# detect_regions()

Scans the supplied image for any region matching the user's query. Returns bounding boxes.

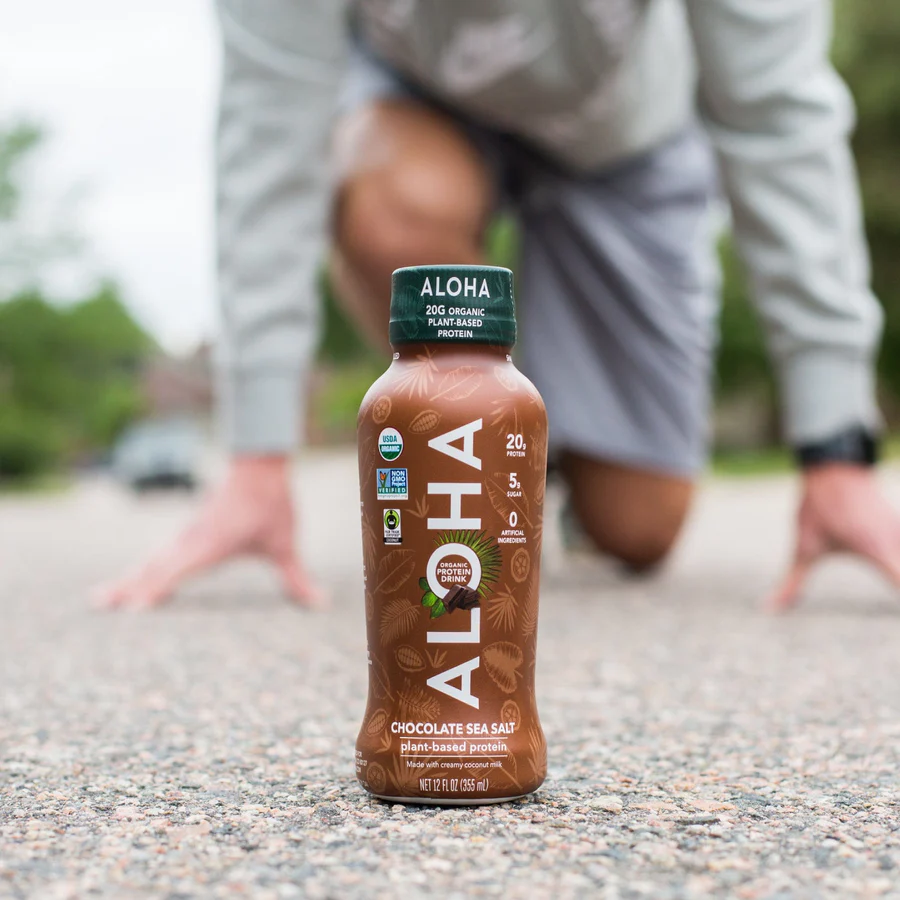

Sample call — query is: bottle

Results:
[355,264,548,805]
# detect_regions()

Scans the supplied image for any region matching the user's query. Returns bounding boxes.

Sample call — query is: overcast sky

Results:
[1,0,219,352]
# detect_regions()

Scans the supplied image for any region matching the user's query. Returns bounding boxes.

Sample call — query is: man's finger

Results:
[765,559,814,614]
[90,581,131,610]
[861,534,900,590]
[92,531,235,610]
[277,555,328,610]
[136,534,237,607]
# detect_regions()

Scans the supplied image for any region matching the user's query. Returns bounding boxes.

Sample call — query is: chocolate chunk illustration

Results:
[443,584,482,613]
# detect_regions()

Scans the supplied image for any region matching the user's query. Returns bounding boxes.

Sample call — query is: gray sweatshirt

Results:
[215,0,882,454]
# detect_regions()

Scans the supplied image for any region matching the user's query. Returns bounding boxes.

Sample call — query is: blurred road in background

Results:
[3,453,900,898]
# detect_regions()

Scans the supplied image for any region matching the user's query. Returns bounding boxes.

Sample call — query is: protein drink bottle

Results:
[355,265,548,804]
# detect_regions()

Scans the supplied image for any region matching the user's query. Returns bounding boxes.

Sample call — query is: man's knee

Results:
[584,519,681,573]
[336,174,436,274]
[333,102,490,275]
[563,453,694,573]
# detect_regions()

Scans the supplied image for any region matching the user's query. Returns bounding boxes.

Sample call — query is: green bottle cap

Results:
[389,265,516,346]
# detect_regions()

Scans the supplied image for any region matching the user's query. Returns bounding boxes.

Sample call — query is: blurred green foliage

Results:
[0,287,152,479]
[833,1,900,400]
[0,125,152,481]
[714,238,777,426]
[316,271,375,366]
[0,122,41,220]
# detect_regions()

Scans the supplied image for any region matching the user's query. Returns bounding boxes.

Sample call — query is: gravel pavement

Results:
[3,450,900,899]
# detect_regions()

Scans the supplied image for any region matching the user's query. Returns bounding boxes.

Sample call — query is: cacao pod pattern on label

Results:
[511,548,531,583]
[366,762,387,793]
[365,709,389,736]
[408,409,442,433]
[395,645,426,672]
[372,396,392,424]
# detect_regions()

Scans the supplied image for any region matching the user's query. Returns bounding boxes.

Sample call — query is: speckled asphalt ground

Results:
[3,450,900,899]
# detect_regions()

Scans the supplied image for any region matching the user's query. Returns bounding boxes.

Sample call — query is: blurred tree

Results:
[0,122,41,218]
[833,1,900,402]
[0,122,80,298]
[0,405,63,480]
[0,287,152,478]
[0,123,152,481]
[316,270,377,365]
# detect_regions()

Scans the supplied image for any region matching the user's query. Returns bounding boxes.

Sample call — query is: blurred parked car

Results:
[112,417,201,492]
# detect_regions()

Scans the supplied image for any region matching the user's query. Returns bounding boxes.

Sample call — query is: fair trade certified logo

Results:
[378,427,404,461]
[383,508,402,544]
[377,468,408,501]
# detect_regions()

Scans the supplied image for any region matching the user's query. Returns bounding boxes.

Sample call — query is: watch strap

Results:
[795,426,879,469]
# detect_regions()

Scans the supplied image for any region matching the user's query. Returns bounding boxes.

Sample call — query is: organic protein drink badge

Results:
[356,265,549,804]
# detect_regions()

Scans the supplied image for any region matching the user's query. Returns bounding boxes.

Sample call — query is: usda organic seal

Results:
[378,427,403,461]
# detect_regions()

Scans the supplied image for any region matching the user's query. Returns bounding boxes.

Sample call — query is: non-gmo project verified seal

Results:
[376,468,408,501]
[383,508,402,544]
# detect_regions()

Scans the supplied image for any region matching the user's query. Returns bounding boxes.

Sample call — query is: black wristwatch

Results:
[795,425,879,469]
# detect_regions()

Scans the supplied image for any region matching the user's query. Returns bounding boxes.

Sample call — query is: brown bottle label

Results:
[356,348,548,804]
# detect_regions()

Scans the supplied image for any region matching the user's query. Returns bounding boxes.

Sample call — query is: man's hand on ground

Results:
[94,456,325,610]
[768,464,900,612]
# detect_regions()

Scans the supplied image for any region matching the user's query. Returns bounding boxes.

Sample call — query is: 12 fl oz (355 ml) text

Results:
[418,777,489,793]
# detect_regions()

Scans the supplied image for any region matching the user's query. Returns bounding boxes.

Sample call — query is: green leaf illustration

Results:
[433,530,502,597]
